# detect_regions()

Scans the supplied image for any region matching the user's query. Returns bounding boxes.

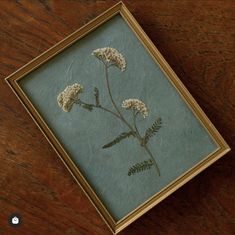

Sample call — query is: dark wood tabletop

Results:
[0,1,234,234]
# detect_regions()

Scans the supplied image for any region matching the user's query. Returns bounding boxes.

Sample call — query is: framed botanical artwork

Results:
[5,1,230,234]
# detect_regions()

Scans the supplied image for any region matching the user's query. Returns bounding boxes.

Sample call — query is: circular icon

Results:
[8,213,22,227]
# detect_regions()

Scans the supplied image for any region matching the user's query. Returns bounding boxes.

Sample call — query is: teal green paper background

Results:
[19,15,218,221]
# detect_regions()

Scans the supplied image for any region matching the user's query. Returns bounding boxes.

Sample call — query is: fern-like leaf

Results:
[128,159,154,176]
[102,131,136,149]
[143,118,162,145]
[94,87,101,107]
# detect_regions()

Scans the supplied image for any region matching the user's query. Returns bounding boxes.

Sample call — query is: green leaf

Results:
[128,159,154,176]
[102,131,136,149]
[81,103,93,111]
[75,99,93,111]
[143,118,162,145]
[94,87,101,107]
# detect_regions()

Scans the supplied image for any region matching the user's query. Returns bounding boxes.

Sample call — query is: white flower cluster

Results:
[122,98,148,118]
[92,47,126,71]
[57,83,83,112]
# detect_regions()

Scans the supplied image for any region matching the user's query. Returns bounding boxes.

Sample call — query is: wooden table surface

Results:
[0,1,234,234]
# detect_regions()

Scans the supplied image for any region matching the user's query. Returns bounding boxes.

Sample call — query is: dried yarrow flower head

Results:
[92,47,126,71]
[122,99,148,118]
[57,83,83,112]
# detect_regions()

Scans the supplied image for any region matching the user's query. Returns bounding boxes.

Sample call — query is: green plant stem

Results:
[100,106,120,119]
[104,65,136,134]
[132,110,160,176]
[77,99,121,119]
[142,144,160,176]
[103,64,160,177]
[132,110,141,140]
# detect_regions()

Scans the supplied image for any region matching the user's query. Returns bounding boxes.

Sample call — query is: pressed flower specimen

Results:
[57,83,83,112]
[57,47,162,176]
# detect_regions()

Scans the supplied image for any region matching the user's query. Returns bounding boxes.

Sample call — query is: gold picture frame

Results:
[5,2,230,234]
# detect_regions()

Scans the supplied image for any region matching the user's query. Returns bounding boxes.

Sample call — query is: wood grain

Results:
[0,1,234,234]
